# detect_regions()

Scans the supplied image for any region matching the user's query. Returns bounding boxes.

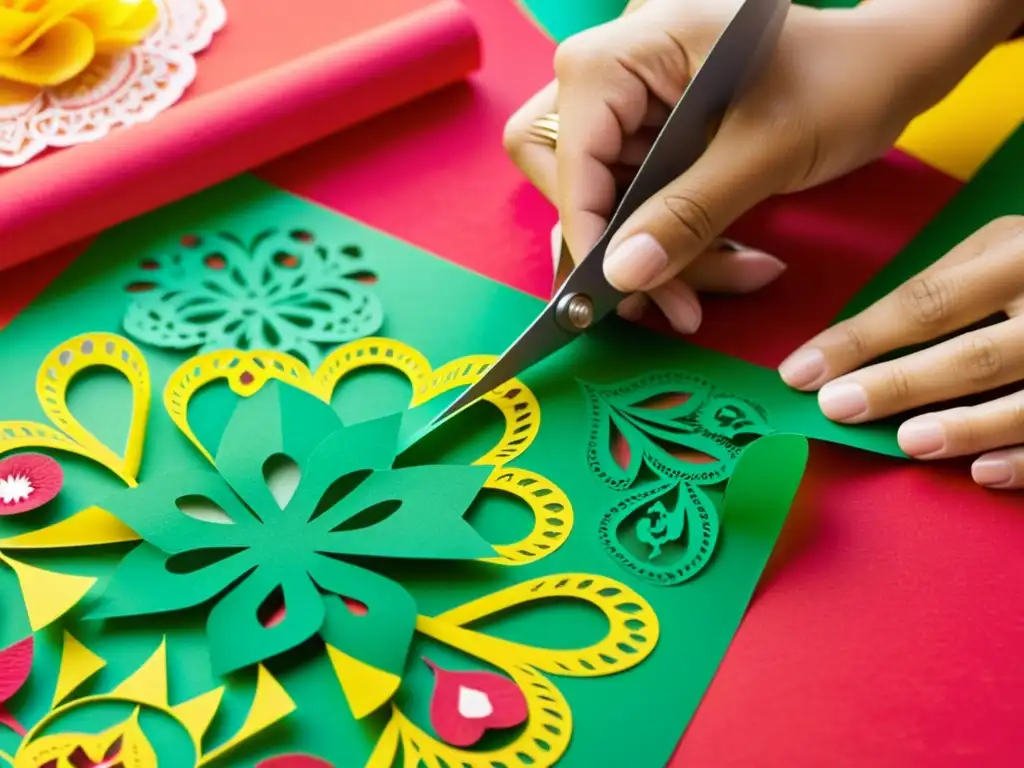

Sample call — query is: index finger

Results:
[552,28,649,262]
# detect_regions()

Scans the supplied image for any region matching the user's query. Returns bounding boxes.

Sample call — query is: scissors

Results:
[434,0,790,425]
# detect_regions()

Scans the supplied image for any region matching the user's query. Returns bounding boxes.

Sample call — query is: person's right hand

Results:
[503,0,978,332]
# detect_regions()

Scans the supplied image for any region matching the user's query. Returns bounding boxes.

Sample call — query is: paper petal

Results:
[0,635,33,705]
[314,466,494,560]
[312,556,416,717]
[90,542,256,620]
[206,565,326,675]
[111,639,169,708]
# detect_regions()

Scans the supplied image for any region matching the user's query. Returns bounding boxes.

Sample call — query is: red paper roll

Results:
[0,0,481,270]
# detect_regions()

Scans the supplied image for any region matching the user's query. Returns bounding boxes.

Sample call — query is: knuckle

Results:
[1007,400,1024,438]
[882,365,913,403]
[661,193,716,251]
[834,321,871,362]
[553,33,600,78]
[896,274,957,328]
[954,334,1003,385]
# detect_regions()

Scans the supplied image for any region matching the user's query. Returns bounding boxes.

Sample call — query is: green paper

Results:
[97,380,494,676]
[315,561,417,681]
[838,126,1024,320]
[122,229,383,367]
[206,562,327,675]
[0,173,848,765]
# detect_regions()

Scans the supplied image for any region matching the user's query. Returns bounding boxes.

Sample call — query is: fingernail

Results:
[778,348,826,389]
[897,418,946,458]
[971,458,1015,488]
[818,381,868,422]
[617,293,647,321]
[721,251,788,293]
[657,282,702,334]
[604,234,669,291]
[716,237,745,252]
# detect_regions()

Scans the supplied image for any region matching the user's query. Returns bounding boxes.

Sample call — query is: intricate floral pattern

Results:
[122,229,384,366]
[0,0,225,167]
[581,372,773,586]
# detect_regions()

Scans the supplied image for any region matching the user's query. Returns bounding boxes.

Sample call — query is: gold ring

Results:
[528,112,559,149]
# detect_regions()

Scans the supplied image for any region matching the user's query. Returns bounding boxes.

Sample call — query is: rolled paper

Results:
[0,0,481,270]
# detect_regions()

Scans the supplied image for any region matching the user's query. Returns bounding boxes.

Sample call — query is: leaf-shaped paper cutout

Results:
[206,565,326,675]
[110,640,169,709]
[314,556,417,718]
[91,542,256,620]
[0,636,32,735]
[599,481,721,586]
[33,333,151,485]
[16,707,156,768]
[122,230,383,367]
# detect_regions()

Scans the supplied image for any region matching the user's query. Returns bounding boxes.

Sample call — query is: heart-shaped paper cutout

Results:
[424,657,528,747]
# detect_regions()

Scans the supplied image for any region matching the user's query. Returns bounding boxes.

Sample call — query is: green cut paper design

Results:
[838,125,1024,321]
[580,371,773,489]
[122,229,383,367]
[92,381,492,677]
[0,173,915,766]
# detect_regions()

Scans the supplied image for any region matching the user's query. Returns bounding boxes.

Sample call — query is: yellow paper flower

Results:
[0,0,158,105]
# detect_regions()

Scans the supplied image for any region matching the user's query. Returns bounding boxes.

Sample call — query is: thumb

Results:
[601,127,791,293]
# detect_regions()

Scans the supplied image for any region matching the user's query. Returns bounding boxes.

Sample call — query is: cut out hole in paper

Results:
[121,230,384,367]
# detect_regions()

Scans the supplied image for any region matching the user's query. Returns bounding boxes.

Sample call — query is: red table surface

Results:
[3,0,1023,765]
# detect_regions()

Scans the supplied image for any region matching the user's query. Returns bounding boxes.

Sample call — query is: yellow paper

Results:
[0,553,95,631]
[326,644,401,720]
[897,41,1024,180]
[51,631,107,708]
[111,638,169,708]
[0,506,139,550]
[480,467,574,565]
[197,666,296,765]
[169,688,225,745]
[14,708,157,768]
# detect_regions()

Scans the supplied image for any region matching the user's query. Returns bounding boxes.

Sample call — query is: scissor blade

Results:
[434,302,577,424]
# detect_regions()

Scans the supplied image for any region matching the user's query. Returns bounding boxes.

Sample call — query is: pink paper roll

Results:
[0,0,480,270]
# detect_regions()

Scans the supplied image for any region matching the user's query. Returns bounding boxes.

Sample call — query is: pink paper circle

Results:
[0,453,63,515]
[256,756,333,768]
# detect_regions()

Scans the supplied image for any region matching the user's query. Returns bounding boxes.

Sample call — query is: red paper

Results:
[0,0,480,269]
[2,0,1023,765]
[0,636,33,736]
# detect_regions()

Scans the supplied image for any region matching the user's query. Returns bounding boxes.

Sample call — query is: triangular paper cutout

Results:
[111,638,168,708]
[0,554,96,630]
[325,643,400,720]
[170,687,225,743]
[0,506,139,550]
[198,666,295,766]
[52,632,107,707]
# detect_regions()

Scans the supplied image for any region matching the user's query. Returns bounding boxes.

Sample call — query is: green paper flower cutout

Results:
[92,381,494,682]
[122,230,384,366]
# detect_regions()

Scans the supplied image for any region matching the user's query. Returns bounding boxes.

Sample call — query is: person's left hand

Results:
[778,215,1024,490]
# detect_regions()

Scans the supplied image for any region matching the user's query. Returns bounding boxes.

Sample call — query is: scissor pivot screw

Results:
[557,293,594,331]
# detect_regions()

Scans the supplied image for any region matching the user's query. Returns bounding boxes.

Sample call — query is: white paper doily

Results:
[0,0,227,168]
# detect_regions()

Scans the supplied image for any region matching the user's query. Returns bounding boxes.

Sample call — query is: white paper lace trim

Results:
[0,0,227,168]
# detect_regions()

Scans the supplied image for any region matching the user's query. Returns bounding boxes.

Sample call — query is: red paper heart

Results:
[0,453,63,515]
[0,635,33,735]
[424,657,528,747]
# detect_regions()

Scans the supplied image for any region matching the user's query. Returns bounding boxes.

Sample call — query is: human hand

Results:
[504,0,940,332]
[779,217,1024,490]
